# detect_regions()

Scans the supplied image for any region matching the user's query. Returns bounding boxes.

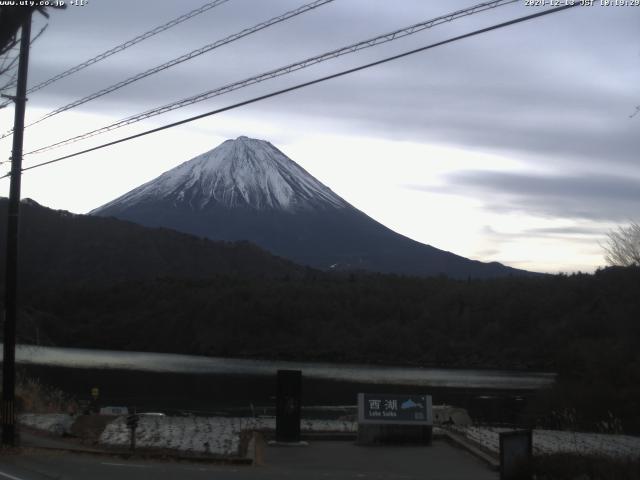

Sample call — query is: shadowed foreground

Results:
[0,440,495,480]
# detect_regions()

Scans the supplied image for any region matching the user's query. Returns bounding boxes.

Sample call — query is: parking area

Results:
[263,440,498,480]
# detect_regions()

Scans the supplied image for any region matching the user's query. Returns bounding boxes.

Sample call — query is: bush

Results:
[14,374,78,414]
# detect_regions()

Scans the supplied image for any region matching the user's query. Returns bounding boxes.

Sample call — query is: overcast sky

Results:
[0,0,638,273]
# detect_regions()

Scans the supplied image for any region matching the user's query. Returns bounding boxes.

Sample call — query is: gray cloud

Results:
[411,170,640,221]
[525,226,609,236]
[479,225,608,245]
[15,1,640,177]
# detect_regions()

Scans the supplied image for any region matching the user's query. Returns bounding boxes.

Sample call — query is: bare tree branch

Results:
[602,222,640,266]
[0,21,49,102]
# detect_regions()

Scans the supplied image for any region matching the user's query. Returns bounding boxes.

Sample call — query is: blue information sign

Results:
[358,393,433,425]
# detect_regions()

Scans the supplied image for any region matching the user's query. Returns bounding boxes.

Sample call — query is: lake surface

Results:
[11,345,555,422]
[13,345,554,389]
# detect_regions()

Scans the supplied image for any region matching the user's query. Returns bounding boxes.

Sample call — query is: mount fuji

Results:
[92,136,526,278]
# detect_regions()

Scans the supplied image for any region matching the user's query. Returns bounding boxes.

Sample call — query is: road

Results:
[0,440,497,479]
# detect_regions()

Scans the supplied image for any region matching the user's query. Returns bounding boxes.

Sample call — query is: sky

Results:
[0,0,638,274]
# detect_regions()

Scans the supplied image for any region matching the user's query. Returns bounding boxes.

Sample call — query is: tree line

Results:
[8,265,640,432]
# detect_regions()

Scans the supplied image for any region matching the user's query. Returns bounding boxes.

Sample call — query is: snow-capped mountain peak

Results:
[91,136,526,278]
[94,136,348,213]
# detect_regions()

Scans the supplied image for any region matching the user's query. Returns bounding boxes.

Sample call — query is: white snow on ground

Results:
[23,413,639,460]
[19,413,74,436]
[452,426,640,459]
[23,413,638,460]
[300,418,357,433]
[99,416,356,456]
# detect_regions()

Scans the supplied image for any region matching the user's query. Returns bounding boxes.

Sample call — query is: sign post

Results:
[126,410,139,451]
[357,393,433,444]
[89,387,100,414]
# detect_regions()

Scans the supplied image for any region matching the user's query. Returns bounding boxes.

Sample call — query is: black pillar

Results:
[276,369,301,442]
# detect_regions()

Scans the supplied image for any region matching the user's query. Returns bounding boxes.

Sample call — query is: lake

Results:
[11,345,555,423]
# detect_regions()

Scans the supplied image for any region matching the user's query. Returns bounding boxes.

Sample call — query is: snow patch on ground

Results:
[453,426,640,459]
[19,413,74,436]
[20,412,640,461]
[99,416,356,456]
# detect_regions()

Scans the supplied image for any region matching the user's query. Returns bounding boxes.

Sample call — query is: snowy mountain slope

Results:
[95,136,347,213]
[92,136,529,279]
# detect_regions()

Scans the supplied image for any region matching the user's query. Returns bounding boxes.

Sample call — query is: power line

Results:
[10,0,335,133]
[0,0,230,110]
[23,0,519,157]
[0,23,48,100]
[0,3,579,181]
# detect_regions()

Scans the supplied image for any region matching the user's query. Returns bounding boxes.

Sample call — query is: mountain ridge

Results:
[92,136,532,279]
[0,197,306,289]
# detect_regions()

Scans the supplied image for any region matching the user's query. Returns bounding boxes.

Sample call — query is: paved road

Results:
[0,441,497,479]
[19,431,106,453]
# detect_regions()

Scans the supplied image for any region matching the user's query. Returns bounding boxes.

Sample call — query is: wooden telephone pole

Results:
[2,9,32,447]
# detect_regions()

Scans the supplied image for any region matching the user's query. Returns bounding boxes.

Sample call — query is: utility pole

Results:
[2,10,32,447]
